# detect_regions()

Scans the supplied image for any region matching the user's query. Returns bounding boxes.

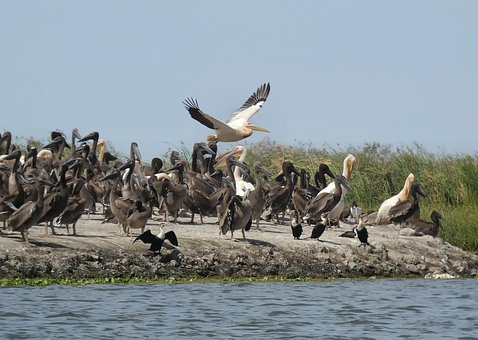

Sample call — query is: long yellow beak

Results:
[214,147,243,168]
[248,123,270,133]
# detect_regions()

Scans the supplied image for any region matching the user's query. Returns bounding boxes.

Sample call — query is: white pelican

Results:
[214,145,254,197]
[183,82,271,142]
[315,154,356,223]
[376,173,415,225]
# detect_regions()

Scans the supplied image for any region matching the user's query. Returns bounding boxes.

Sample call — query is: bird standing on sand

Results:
[133,224,179,255]
[183,83,271,142]
[310,215,327,241]
[354,218,370,246]
[290,217,303,240]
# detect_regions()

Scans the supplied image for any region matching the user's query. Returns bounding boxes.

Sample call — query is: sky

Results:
[1,1,477,161]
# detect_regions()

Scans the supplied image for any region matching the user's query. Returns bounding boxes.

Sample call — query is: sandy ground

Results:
[1,209,477,279]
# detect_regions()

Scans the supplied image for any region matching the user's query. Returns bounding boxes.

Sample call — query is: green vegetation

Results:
[0,275,419,287]
[244,139,478,253]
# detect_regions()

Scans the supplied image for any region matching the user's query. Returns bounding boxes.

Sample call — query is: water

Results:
[0,279,477,339]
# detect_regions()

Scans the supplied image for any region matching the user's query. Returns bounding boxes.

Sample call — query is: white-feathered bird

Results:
[376,173,415,225]
[183,83,271,142]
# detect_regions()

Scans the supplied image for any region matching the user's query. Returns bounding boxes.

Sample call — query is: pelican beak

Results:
[79,131,99,142]
[248,123,270,133]
[338,176,353,192]
[214,147,243,168]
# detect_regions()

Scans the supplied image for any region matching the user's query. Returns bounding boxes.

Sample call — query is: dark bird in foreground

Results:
[354,218,370,246]
[310,215,327,240]
[133,225,179,255]
[406,211,443,237]
[290,217,303,240]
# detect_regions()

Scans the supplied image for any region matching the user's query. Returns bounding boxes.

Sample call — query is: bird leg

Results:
[255,218,261,231]
[21,230,29,243]
[49,221,56,235]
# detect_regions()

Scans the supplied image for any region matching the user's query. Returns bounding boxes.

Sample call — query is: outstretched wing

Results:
[228,82,270,123]
[133,229,156,244]
[183,98,232,132]
[164,230,179,247]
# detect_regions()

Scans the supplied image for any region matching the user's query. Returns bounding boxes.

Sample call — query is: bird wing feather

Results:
[164,230,179,246]
[227,83,270,123]
[388,200,413,219]
[183,98,234,133]
[133,229,156,244]
[7,202,37,229]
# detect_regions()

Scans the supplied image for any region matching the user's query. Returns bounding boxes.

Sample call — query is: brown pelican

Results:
[6,180,46,242]
[133,224,178,255]
[314,163,336,192]
[389,182,427,225]
[0,131,13,155]
[183,82,271,142]
[263,161,299,224]
[406,211,443,237]
[126,200,152,236]
[245,161,270,230]
[143,157,164,177]
[55,157,87,235]
[316,155,356,223]
[304,176,352,224]
[376,173,415,224]
[291,169,314,222]
[220,194,252,240]
[37,162,71,235]
[78,131,101,165]
[0,150,26,227]
[100,168,129,233]
[159,162,188,223]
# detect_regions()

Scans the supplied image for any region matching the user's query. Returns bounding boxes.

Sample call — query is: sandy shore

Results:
[1,211,477,280]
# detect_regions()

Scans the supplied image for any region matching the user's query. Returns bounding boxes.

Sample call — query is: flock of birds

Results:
[0,82,443,254]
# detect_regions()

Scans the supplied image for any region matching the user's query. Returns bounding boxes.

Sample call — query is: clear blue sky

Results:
[1,1,477,161]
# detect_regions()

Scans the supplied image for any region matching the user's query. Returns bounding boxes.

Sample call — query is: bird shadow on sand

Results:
[27,240,70,248]
[53,234,109,239]
[318,239,341,246]
[233,238,277,248]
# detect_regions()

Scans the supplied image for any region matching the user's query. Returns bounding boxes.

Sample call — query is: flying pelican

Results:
[183,82,271,142]
[376,173,415,225]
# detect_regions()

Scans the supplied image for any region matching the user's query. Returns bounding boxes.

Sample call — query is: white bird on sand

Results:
[183,83,271,142]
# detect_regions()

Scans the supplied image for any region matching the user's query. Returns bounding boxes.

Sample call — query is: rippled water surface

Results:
[1,279,477,339]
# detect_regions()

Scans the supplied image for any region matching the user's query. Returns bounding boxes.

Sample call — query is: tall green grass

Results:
[243,139,478,253]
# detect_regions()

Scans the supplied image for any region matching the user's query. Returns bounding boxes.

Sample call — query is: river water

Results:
[0,278,476,339]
